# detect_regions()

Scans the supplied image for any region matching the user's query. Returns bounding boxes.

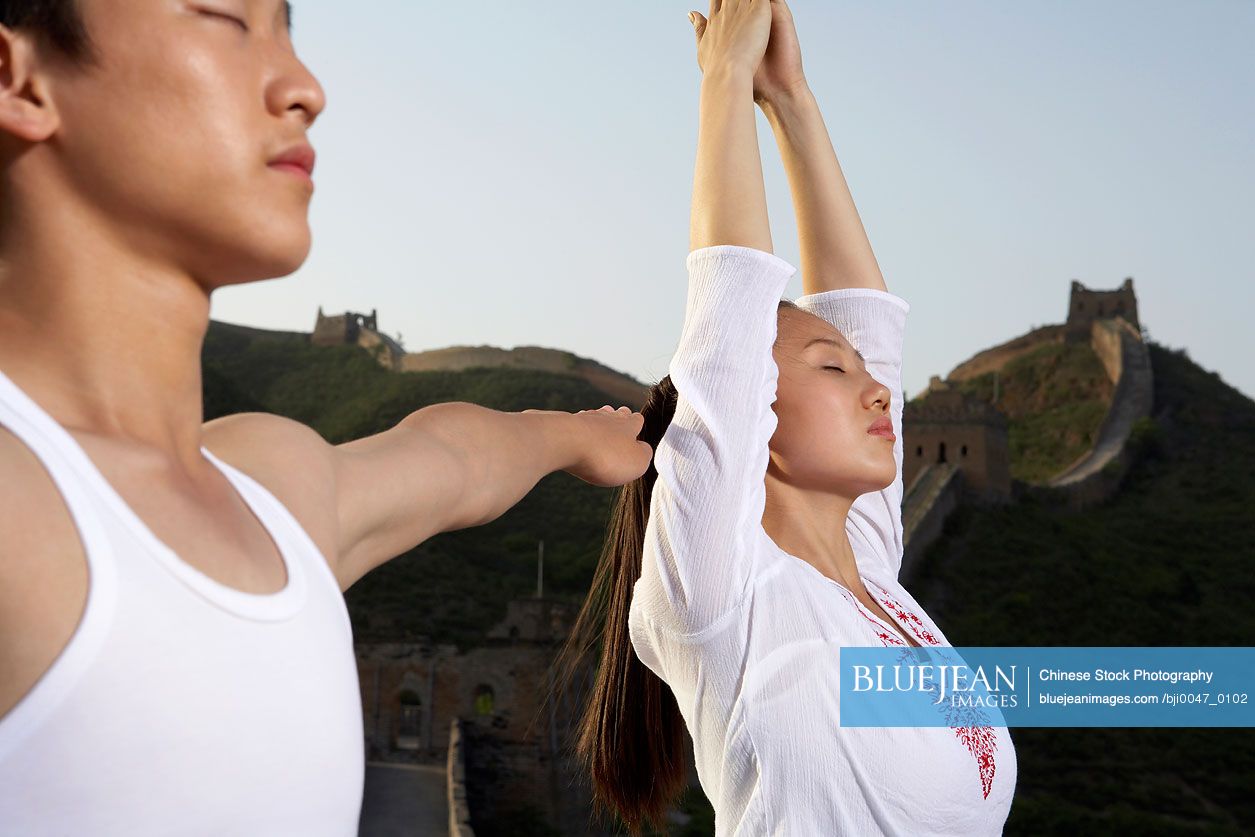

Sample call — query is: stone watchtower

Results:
[903,377,1011,500]
[311,306,379,346]
[1065,278,1139,342]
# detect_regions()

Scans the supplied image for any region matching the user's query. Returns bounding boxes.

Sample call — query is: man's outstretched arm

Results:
[202,403,649,591]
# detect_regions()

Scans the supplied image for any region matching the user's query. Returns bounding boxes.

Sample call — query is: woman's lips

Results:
[867,416,895,440]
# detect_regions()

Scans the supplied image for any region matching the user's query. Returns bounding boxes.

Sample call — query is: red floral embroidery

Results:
[848,584,999,800]
[854,605,907,646]
[875,592,942,646]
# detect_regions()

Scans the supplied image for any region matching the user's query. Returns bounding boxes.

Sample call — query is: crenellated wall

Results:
[447,718,475,837]
[900,276,1152,577]
[900,463,965,586]
[1047,315,1154,508]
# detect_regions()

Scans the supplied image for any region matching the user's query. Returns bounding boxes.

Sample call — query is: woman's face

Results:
[768,307,897,497]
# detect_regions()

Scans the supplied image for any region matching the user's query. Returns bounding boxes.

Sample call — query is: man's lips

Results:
[268,143,316,180]
[867,416,895,439]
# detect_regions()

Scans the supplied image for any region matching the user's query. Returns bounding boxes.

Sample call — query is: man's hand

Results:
[551,405,653,488]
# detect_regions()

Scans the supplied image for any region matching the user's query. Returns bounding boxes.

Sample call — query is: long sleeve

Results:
[634,245,798,639]
[792,288,911,579]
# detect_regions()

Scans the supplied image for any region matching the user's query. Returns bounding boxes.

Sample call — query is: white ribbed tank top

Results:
[0,367,365,836]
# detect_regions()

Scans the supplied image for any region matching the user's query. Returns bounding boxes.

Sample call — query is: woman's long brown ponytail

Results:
[542,373,685,836]
[541,300,798,835]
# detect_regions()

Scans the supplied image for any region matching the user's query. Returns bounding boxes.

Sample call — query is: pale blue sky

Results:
[209,0,1255,401]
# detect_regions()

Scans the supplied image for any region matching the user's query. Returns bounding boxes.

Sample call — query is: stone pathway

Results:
[357,762,448,837]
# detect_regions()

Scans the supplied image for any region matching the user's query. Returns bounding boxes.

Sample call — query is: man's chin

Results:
[201,248,311,289]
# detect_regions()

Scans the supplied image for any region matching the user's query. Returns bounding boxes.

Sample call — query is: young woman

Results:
[552,1,1017,833]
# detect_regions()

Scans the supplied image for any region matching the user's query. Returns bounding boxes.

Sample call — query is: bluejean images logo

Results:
[839,646,1254,727]
[852,658,1018,709]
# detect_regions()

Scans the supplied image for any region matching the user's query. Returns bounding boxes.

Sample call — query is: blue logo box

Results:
[838,646,1254,727]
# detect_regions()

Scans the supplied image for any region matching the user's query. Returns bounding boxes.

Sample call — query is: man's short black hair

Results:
[0,0,96,64]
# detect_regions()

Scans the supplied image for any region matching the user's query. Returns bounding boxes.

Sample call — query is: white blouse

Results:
[628,245,1016,835]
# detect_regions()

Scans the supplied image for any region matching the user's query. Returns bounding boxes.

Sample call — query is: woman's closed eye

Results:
[824,366,846,373]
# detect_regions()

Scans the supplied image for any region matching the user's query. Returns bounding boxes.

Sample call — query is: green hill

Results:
[905,338,1116,484]
[201,320,630,650]
[906,340,1255,834]
[945,340,1115,483]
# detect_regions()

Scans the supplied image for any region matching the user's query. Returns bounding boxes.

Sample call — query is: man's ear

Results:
[0,24,60,143]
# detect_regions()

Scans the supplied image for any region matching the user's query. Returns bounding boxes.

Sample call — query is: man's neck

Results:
[0,221,212,469]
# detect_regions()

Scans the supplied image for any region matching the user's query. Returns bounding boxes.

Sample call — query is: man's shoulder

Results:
[201,412,341,571]
[201,411,331,460]
[0,424,78,523]
[201,412,337,493]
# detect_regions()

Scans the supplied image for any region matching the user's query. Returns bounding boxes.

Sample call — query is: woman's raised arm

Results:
[752,1,913,578]
[689,0,775,252]
[753,0,887,295]
[630,1,797,639]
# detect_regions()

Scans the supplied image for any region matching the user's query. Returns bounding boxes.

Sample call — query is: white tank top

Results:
[0,367,365,835]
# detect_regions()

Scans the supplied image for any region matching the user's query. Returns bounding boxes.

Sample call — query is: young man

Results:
[0,1,651,832]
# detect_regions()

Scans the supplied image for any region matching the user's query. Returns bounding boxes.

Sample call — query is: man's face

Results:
[42,0,326,288]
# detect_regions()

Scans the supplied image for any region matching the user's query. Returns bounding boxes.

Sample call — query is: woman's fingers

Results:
[690,10,707,40]
[690,10,708,72]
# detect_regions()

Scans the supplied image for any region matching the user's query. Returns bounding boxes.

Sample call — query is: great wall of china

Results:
[898,277,1154,584]
[306,276,1155,832]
